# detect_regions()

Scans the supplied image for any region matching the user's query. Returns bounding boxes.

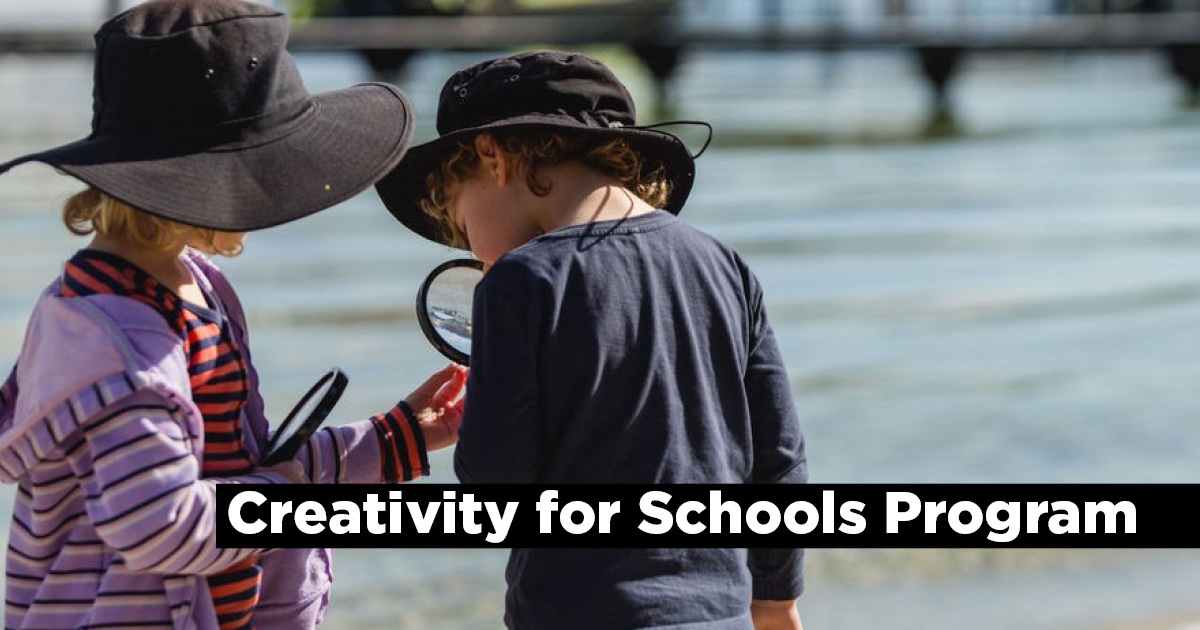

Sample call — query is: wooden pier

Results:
[8,9,1200,52]
[7,1,1200,119]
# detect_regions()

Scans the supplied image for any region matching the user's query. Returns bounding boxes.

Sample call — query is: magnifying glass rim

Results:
[416,258,483,367]
[262,368,349,466]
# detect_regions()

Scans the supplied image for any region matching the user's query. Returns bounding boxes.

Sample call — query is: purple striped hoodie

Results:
[0,251,427,630]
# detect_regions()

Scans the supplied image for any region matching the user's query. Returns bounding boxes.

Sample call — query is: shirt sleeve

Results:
[292,405,429,485]
[76,389,287,575]
[743,274,808,600]
[454,264,543,484]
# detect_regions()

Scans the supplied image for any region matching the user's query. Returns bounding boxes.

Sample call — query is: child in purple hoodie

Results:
[0,1,464,629]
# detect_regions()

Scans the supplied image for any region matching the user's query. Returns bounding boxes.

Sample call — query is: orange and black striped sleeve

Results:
[370,401,429,483]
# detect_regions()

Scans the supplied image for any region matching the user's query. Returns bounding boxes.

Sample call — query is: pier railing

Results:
[8,0,1200,122]
[9,1,1200,52]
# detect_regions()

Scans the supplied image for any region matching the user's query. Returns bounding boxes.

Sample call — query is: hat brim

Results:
[374,117,696,249]
[0,83,415,232]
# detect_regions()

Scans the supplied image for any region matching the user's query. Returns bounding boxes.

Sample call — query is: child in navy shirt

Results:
[376,50,807,630]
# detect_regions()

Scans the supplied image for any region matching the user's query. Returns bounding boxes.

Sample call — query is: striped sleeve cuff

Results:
[369,401,429,483]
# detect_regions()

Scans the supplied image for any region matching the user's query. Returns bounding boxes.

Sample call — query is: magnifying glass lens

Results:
[417,259,484,365]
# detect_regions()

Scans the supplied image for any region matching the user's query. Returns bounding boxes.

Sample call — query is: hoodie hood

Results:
[0,282,192,483]
[0,250,266,483]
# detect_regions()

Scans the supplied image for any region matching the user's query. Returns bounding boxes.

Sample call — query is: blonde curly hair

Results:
[419,131,671,249]
[63,187,244,257]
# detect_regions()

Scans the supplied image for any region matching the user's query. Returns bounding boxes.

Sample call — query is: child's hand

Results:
[750,600,802,630]
[260,459,308,484]
[404,363,469,452]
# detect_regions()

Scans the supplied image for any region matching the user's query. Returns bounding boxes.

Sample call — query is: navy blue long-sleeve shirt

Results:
[454,211,807,630]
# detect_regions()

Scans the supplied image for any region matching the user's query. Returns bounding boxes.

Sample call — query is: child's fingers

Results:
[407,363,460,404]
[432,365,469,407]
[439,402,464,437]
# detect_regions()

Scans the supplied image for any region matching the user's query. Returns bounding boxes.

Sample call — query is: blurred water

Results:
[1,45,1199,630]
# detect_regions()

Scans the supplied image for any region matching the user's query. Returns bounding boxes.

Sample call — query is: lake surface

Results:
[1,43,1198,630]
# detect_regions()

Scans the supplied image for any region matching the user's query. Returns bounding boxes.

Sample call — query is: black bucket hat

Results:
[374,50,709,249]
[0,0,414,232]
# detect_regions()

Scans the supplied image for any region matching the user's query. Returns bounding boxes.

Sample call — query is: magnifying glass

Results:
[416,258,484,366]
[261,368,349,466]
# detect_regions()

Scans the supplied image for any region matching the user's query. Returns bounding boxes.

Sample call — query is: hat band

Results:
[94,96,315,150]
[444,109,634,136]
[573,109,631,129]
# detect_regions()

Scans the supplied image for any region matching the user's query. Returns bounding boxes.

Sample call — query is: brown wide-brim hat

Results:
[375,50,704,249]
[0,0,414,232]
